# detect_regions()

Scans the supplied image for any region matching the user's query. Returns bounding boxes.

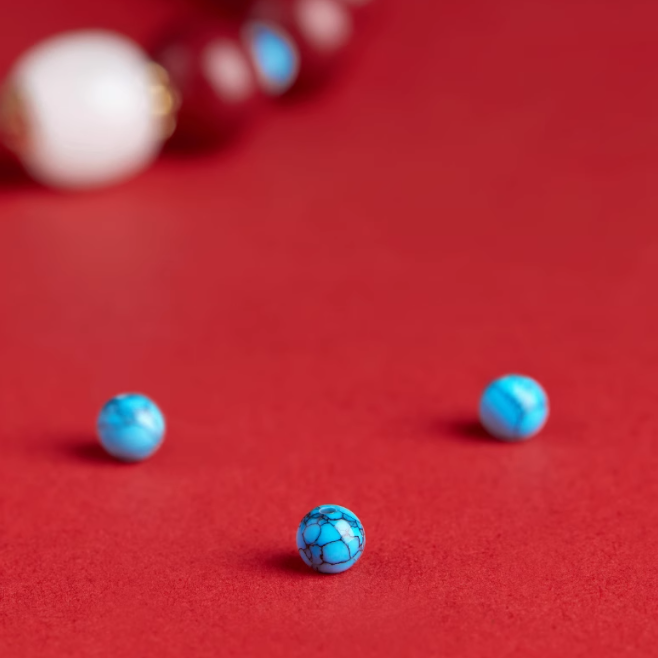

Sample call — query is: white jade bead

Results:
[7,30,165,189]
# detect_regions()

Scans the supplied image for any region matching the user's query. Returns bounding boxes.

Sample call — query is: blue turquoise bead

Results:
[97,393,166,462]
[296,505,365,574]
[479,374,549,441]
[244,21,299,95]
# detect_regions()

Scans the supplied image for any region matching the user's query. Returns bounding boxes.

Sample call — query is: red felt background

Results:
[1,0,658,655]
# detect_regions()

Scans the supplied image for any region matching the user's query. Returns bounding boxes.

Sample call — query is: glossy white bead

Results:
[6,30,166,189]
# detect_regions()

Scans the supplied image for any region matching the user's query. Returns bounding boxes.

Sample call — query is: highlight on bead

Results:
[293,0,353,54]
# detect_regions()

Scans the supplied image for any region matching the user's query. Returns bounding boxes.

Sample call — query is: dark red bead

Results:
[211,0,259,18]
[153,20,263,147]
[246,0,355,92]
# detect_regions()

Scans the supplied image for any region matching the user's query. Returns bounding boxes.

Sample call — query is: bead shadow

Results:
[52,433,126,466]
[426,415,496,444]
[253,550,325,577]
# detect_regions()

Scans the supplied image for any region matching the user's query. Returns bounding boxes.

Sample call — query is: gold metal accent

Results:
[148,62,181,141]
[0,64,181,155]
[0,84,30,155]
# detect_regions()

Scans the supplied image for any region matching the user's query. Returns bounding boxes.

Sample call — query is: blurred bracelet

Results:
[0,0,373,190]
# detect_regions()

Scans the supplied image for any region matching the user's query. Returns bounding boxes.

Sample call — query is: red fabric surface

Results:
[2,0,658,656]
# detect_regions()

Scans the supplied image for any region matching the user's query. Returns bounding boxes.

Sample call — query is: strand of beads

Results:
[0,0,374,190]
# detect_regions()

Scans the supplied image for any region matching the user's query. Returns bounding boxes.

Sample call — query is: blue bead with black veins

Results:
[97,393,166,462]
[296,505,365,574]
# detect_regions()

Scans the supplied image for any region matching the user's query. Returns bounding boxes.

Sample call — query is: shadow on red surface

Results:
[428,416,495,444]
[51,434,128,466]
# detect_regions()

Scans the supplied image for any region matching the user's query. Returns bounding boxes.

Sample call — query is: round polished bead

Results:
[154,20,262,146]
[479,375,549,441]
[97,393,166,462]
[242,20,300,96]
[296,504,365,574]
[245,0,354,93]
[1,30,171,189]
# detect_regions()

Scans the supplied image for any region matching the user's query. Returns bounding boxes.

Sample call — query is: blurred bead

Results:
[242,20,300,95]
[1,30,172,190]
[212,0,258,17]
[245,0,353,93]
[97,393,166,462]
[154,20,262,146]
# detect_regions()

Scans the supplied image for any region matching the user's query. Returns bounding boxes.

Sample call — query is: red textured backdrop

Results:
[1,0,658,656]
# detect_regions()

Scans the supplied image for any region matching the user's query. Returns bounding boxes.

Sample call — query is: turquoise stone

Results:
[296,505,365,574]
[246,22,299,95]
[97,393,165,462]
[479,374,549,441]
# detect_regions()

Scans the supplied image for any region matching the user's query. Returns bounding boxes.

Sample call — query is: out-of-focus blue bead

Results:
[244,21,299,95]
[296,504,365,574]
[97,393,165,462]
[479,374,548,441]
